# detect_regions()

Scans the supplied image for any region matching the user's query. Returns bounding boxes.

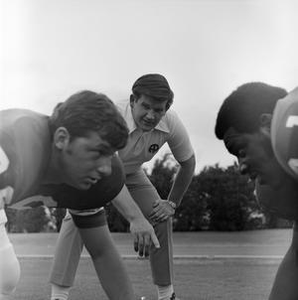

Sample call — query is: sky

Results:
[1,0,298,174]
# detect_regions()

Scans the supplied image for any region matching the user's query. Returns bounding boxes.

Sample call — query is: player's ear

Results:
[130,94,136,107]
[53,127,70,150]
[259,113,272,136]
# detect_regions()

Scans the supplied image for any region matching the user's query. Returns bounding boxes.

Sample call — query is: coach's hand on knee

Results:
[130,218,160,257]
[149,199,175,224]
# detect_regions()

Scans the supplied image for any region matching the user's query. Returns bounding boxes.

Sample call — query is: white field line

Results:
[17,254,284,260]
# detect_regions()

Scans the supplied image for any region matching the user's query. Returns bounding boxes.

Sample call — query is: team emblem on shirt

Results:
[148,144,159,153]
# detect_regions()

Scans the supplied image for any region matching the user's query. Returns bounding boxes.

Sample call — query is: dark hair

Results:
[215,82,287,139]
[50,90,128,150]
[132,73,174,110]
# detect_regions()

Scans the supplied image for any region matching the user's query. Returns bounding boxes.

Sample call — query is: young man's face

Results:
[130,95,167,132]
[58,131,115,190]
[223,127,284,188]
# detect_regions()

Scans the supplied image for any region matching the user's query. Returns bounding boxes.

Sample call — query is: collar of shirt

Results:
[122,100,170,134]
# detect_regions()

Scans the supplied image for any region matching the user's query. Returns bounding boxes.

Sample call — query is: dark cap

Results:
[132,74,174,109]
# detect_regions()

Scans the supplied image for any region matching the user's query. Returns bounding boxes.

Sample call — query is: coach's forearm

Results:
[112,185,160,253]
[168,154,196,207]
[111,185,145,222]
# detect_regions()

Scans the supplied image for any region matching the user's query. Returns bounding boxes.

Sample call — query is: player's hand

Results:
[149,199,175,224]
[130,217,160,258]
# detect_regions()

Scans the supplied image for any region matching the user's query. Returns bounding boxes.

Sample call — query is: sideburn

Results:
[261,135,274,158]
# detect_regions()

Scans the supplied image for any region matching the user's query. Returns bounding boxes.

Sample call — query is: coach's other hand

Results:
[130,217,160,257]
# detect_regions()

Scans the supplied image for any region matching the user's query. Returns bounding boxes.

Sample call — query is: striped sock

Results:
[50,284,70,300]
[157,284,174,300]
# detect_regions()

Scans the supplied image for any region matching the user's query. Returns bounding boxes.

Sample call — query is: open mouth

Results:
[142,119,154,126]
[88,177,100,185]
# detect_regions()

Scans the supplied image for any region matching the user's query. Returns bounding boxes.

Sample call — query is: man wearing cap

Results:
[50,74,196,300]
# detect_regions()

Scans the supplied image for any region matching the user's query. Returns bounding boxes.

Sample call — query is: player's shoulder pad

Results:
[272,87,298,180]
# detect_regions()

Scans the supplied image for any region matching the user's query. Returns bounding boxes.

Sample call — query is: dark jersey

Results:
[0,109,125,210]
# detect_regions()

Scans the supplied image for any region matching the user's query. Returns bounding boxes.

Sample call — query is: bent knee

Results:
[154,217,172,232]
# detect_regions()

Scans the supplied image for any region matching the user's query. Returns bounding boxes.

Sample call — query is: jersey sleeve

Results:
[69,208,108,228]
[166,110,194,162]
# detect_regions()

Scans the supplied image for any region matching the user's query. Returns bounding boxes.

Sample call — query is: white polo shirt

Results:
[116,99,194,174]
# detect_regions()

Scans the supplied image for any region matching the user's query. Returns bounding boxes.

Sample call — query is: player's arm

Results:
[111,185,160,257]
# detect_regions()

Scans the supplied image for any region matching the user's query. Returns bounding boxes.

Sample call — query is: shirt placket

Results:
[133,131,146,155]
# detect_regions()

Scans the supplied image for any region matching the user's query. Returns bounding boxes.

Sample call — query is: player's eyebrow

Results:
[94,143,114,154]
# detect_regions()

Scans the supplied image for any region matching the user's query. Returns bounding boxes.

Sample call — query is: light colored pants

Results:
[50,169,173,287]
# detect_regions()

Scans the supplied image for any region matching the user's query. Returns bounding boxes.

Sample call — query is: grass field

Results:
[5,229,293,300]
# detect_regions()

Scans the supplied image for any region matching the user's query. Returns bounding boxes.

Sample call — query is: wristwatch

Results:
[168,200,177,210]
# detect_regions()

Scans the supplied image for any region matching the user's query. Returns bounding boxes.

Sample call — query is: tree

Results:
[106,203,130,232]
[146,155,257,231]
[147,153,178,199]
[50,208,66,232]
[195,163,256,231]
[7,206,55,233]
[5,208,17,233]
